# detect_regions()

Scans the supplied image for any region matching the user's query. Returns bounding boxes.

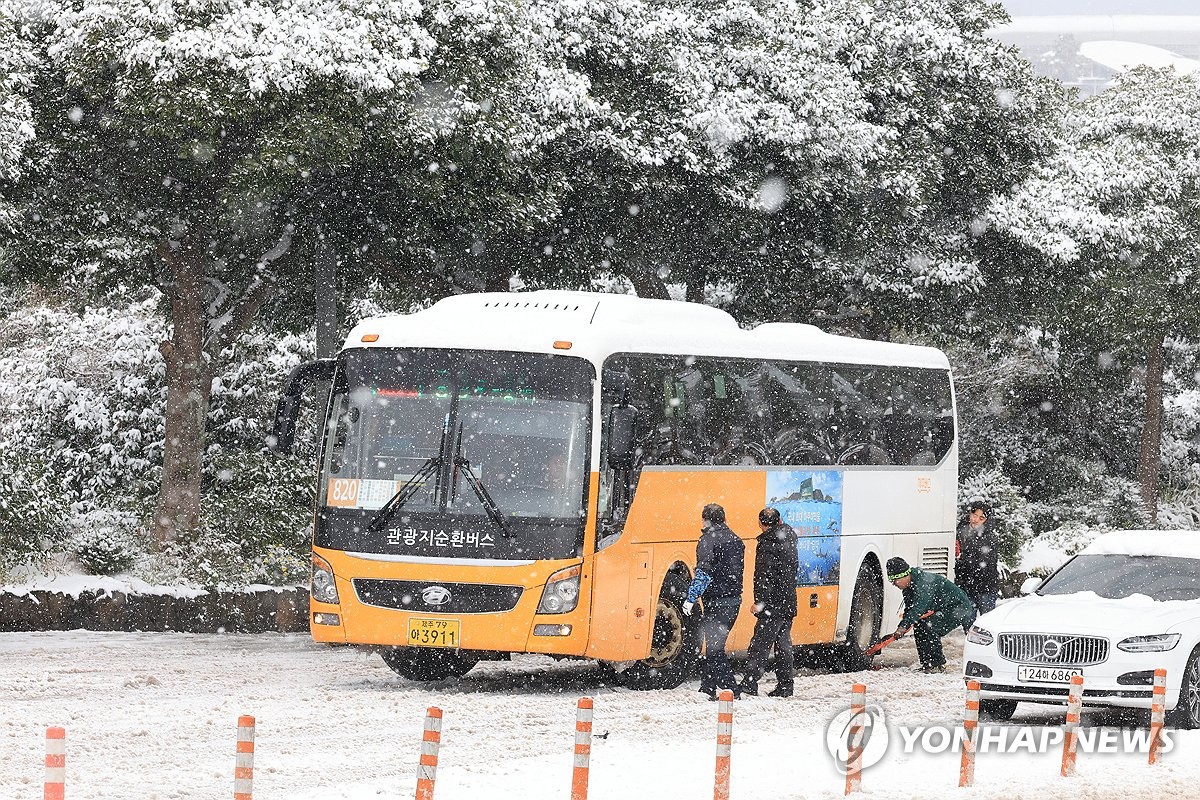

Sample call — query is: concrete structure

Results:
[993,9,1200,94]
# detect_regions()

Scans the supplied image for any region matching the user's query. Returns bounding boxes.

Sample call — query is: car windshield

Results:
[1037,554,1200,602]
[320,348,594,521]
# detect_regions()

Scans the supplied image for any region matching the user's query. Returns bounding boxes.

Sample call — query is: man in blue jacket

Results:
[683,503,746,700]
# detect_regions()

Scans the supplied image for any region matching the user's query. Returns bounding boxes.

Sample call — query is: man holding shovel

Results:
[884,556,977,673]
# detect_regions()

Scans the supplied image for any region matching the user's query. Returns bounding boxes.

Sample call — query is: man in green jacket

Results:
[886,556,977,673]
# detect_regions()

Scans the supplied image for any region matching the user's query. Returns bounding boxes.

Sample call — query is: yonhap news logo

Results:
[824,707,1176,772]
[825,704,890,774]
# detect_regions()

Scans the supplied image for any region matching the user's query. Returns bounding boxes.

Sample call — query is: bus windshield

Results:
[315,348,594,560]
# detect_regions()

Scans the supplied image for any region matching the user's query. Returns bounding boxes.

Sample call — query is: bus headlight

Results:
[311,554,340,605]
[1118,634,1181,653]
[537,565,581,615]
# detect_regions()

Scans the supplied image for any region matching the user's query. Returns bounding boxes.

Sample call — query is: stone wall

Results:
[0,588,310,633]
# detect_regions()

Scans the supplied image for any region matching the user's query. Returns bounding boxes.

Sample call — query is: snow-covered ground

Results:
[2,630,1197,799]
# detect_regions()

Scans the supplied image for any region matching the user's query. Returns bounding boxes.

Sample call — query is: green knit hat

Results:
[886,557,912,581]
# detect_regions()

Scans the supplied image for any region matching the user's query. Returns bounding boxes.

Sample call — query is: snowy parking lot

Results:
[2,630,1198,799]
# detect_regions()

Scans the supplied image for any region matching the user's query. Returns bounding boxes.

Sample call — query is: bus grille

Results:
[921,547,950,576]
[353,579,523,614]
[998,633,1109,666]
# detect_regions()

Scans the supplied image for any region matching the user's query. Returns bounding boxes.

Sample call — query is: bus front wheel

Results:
[620,576,700,690]
[380,647,479,681]
[834,563,883,672]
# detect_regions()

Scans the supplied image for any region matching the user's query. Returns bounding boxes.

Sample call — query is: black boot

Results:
[767,685,793,698]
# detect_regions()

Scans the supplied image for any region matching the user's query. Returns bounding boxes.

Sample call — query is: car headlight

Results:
[966,625,994,646]
[1117,633,1181,653]
[537,565,581,615]
[311,554,340,605]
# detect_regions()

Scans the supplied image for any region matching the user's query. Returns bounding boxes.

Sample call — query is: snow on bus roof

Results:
[1082,529,1200,559]
[347,290,949,369]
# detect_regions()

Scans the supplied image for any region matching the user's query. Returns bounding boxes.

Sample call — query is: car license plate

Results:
[1017,665,1082,683]
[407,618,461,649]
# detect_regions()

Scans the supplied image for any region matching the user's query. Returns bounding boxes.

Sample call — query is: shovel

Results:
[864,610,936,661]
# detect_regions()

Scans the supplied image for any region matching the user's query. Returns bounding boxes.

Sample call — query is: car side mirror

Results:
[607,405,637,470]
[1020,576,1042,595]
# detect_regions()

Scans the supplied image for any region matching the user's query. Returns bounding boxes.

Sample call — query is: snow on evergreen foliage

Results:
[69,509,142,575]
[0,1,36,229]
[958,466,1033,568]
[48,0,432,98]
[0,291,315,584]
[0,293,167,510]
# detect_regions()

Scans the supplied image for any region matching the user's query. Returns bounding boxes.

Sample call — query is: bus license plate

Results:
[1017,665,1082,683]
[407,618,461,649]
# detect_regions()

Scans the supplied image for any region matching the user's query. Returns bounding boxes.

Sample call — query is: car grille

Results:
[353,579,523,614]
[997,633,1109,666]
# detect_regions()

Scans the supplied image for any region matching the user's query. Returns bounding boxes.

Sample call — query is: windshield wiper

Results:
[366,411,453,533]
[366,455,441,533]
[452,425,513,538]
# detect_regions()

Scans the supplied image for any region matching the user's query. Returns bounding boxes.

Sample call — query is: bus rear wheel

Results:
[380,647,479,681]
[621,576,700,690]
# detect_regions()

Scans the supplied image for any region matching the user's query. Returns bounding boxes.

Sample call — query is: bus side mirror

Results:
[607,405,638,470]
[270,358,336,455]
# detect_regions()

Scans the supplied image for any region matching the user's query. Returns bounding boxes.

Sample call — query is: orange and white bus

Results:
[273,290,957,686]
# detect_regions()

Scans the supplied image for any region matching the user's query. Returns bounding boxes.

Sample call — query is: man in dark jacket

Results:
[737,507,799,698]
[887,556,976,673]
[955,502,999,614]
[683,503,746,700]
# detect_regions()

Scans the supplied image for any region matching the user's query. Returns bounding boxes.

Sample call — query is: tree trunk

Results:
[686,261,706,304]
[153,236,214,543]
[314,233,339,359]
[1136,330,1166,525]
[624,259,669,300]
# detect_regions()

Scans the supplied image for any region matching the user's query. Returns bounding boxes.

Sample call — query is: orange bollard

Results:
[959,681,980,787]
[44,726,65,800]
[234,715,255,800]
[714,689,734,800]
[1149,668,1167,765]
[416,707,443,800]
[845,683,866,795]
[571,697,594,800]
[1060,675,1084,777]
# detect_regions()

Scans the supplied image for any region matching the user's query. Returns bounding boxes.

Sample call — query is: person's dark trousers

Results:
[740,613,795,692]
[699,596,741,696]
[968,590,997,615]
[915,609,975,668]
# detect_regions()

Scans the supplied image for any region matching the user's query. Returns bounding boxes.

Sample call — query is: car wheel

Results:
[979,699,1017,721]
[831,562,883,672]
[1167,646,1200,729]
[380,647,479,681]
[621,575,701,690]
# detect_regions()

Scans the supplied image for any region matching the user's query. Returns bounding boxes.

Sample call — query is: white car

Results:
[962,529,1200,726]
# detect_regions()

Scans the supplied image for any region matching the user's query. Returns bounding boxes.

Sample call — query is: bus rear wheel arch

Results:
[380,646,480,682]
[618,571,700,690]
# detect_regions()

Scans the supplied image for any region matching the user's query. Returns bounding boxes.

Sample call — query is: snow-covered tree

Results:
[990,67,1200,522]
[505,0,1061,326]
[0,289,316,581]
[1,0,594,542]
[0,1,36,236]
